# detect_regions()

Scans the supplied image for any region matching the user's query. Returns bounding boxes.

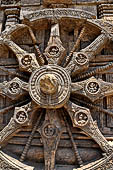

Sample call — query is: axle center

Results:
[39,74,58,95]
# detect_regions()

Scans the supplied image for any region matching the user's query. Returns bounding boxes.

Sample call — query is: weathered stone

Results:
[0,1,113,170]
[43,0,72,5]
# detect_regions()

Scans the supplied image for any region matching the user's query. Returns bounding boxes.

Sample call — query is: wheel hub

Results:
[39,73,58,95]
[29,65,71,108]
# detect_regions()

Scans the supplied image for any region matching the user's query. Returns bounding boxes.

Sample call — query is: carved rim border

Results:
[22,8,113,34]
[1,9,113,41]
[0,150,113,170]
[23,8,96,20]
[0,151,34,170]
[74,153,113,170]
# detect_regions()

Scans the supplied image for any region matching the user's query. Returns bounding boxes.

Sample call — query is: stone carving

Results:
[0,3,113,170]
[0,103,31,145]
[1,39,39,72]
[44,24,66,65]
[90,19,113,35]
[20,111,43,162]
[0,118,19,145]
[0,77,28,99]
[29,64,71,108]
[86,81,100,94]
[66,32,110,76]
[64,101,112,154]
[74,52,88,65]
[39,74,58,95]
[81,31,110,54]
[42,123,57,138]
[71,76,113,102]
[1,24,29,39]
[9,82,21,94]
[38,109,64,170]
[74,153,113,170]
[74,110,89,126]
[1,0,20,5]
[21,55,32,67]
[48,46,59,56]
[23,9,96,22]
[14,110,28,124]
[66,52,89,75]
[5,8,20,18]
[23,9,113,35]
[0,151,33,170]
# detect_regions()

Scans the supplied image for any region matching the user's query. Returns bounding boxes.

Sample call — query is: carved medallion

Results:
[8,82,21,95]
[21,55,32,66]
[42,123,57,138]
[86,81,100,94]
[75,52,89,66]
[74,110,89,127]
[14,110,28,124]
[48,46,60,58]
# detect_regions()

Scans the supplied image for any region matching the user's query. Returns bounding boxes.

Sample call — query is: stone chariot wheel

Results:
[0,7,113,170]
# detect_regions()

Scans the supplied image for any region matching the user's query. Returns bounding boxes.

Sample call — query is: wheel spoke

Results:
[66,31,111,77]
[74,61,113,81]
[62,110,83,167]
[66,51,89,76]
[0,99,30,114]
[2,38,40,72]
[81,31,110,56]
[28,27,45,66]
[0,77,28,100]
[64,26,86,67]
[20,110,43,162]
[64,101,112,154]
[0,102,32,146]
[72,97,113,118]
[44,23,66,65]
[38,109,64,170]
[71,76,113,102]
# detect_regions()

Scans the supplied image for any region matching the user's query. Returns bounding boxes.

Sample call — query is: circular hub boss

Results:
[29,65,71,108]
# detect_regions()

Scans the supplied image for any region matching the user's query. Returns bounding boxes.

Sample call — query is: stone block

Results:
[21,0,40,4]
[43,0,72,5]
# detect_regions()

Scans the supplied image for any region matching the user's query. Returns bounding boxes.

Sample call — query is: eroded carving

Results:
[0,103,31,145]
[71,76,113,102]
[64,101,113,154]
[23,9,96,23]
[38,109,64,170]
[29,65,71,108]
[74,110,89,127]
[0,77,28,99]
[1,0,20,5]
[2,39,39,72]
[45,24,66,65]
[0,151,33,170]
[0,4,113,170]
